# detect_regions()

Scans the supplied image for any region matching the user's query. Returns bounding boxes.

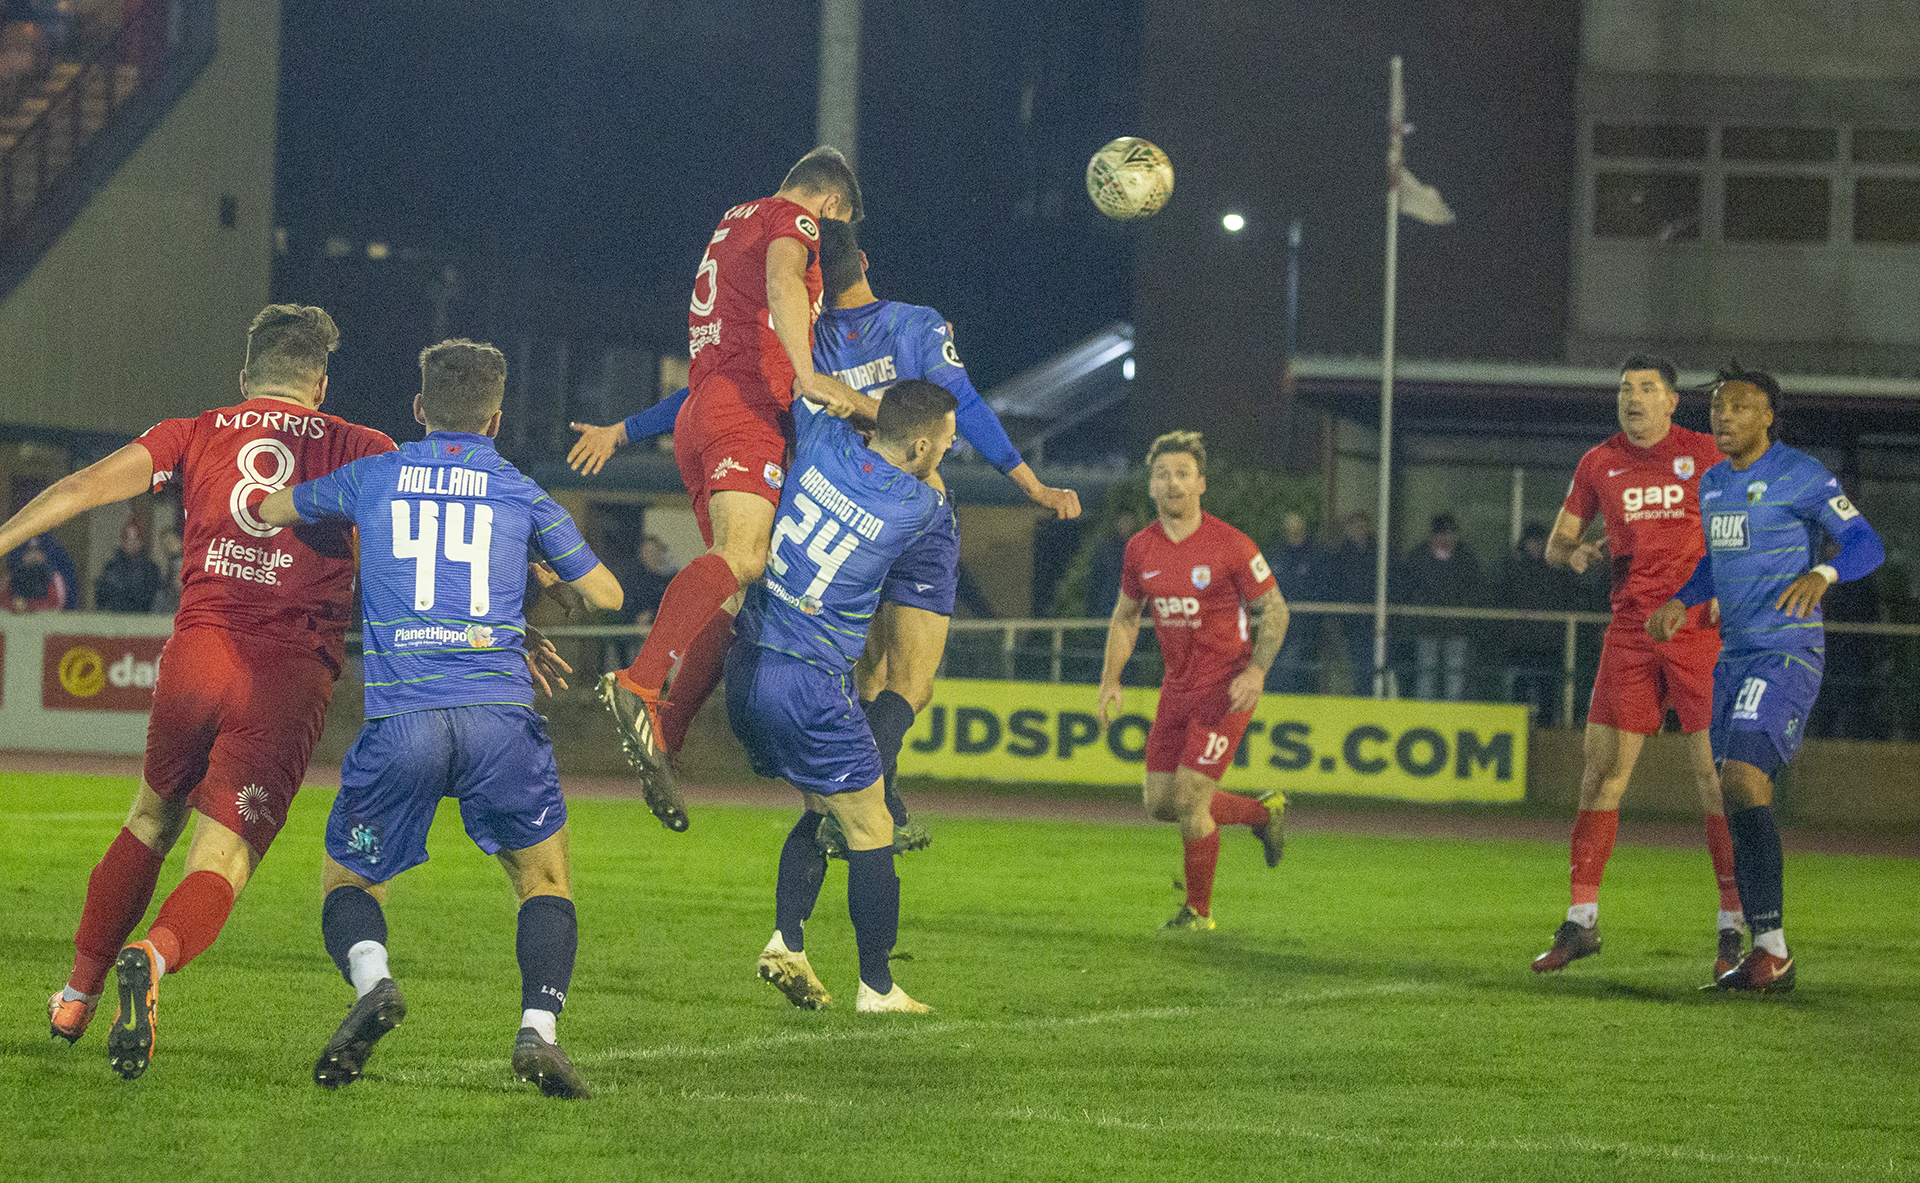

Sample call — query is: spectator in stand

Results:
[1084,509,1138,619]
[95,514,163,612]
[1267,510,1331,693]
[626,535,677,626]
[1496,521,1586,724]
[1330,511,1379,694]
[151,527,184,615]
[1397,512,1481,701]
[5,535,68,612]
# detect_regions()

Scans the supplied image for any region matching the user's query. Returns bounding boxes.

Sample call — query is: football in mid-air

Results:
[1085,136,1174,221]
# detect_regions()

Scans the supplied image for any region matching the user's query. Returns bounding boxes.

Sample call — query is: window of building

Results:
[1854,177,1920,243]
[1593,172,1701,240]
[1724,175,1831,242]
[1722,127,1837,162]
[1592,124,1707,160]
[1853,129,1920,165]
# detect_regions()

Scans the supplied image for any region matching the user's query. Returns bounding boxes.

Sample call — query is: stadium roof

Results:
[1292,355,1920,401]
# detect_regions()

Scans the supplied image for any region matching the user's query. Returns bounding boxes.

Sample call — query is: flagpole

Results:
[1371,56,1403,698]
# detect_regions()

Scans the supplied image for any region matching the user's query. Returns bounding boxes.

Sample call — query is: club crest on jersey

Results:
[1190,565,1212,590]
[941,340,963,368]
[795,215,818,241]
[1746,480,1768,504]
[1673,456,1694,480]
[465,624,495,649]
[712,457,747,481]
[764,462,785,489]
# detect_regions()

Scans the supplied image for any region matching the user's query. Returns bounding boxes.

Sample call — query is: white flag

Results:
[1396,167,1455,226]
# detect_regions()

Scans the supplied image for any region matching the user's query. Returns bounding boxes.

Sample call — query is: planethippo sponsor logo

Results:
[393,623,496,649]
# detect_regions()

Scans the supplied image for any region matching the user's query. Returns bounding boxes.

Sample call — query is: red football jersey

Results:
[137,397,396,671]
[687,194,825,411]
[1562,425,1722,630]
[1120,513,1277,692]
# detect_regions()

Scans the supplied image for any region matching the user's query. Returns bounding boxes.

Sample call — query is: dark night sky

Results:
[272,1,1576,444]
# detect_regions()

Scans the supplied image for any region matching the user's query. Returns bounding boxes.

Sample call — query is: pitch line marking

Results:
[585,980,1436,1066]
[1004,1107,1920,1177]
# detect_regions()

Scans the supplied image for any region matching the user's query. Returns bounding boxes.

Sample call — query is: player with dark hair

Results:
[259,338,623,1094]
[1096,432,1288,931]
[5,304,397,1077]
[1530,355,1740,976]
[730,379,956,1013]
[1647,365,1882,992]
[593,147,875,833]
[569,217,1081,851]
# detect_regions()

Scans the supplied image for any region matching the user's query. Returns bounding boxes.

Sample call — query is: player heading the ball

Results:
[1097,432,1289,932]
[598,146,877,833]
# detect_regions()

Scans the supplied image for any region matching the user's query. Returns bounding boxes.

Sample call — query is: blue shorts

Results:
[1711,649,1824,777]
[328,704,566,883]
[724,643,881,796]
[881,496,958,615]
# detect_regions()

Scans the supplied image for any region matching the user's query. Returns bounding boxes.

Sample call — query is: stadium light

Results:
[1221,212,1246,233]
[1122,357,1136,381]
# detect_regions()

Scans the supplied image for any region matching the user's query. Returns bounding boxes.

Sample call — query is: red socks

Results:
[659,607,736,754]
[145,870,236,975]
[1703,813,1741,912]
[620,553,739,693]
[1182,829,1221,916]
[1569,809,1619,906]
[1208,791,1269,828]
[70,828,166,995]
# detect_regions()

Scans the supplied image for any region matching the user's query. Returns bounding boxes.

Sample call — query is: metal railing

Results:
[0,0,177,252]
[538,605,1920,731]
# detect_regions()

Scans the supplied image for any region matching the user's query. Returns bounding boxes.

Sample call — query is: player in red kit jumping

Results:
[2,306,396,1078]
[1097,432,1289,930]
[1530,355,1742,976]
[597,147,875,829]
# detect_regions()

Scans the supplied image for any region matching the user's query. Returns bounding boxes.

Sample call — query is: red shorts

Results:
[142,626,335,854]
[1144,679,1253,781]
[674,373,793,545]
[1587,608,1719,734]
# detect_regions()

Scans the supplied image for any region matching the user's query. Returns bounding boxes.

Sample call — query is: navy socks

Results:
[775,812,829,950]
[845,846,900,992]
[321,885,387,985]
[863,690,916,826]
[1728,805,1785,935]
[517,895,577,1014]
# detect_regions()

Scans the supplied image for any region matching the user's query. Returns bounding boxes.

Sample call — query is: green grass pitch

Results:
[4,770,1919,1182]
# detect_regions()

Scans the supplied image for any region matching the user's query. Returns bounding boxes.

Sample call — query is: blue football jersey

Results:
[292,432,600,717]
[1696,443,1862,655]
[733,401,945,674]
[814,300,1024,474]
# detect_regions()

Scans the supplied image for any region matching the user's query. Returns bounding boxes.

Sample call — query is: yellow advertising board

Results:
[899,679,1528,803]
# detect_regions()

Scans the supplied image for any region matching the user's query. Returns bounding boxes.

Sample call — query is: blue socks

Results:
[863,691,916,826]
[1728,805,1785,935]
[845,846,900,992]
[321,885,387,986]
[775,812,828,950]
[517,895,577,1014]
